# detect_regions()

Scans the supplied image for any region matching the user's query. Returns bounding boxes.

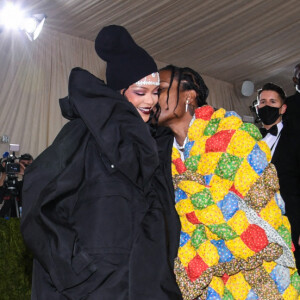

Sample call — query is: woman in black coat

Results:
[21,25,182,300]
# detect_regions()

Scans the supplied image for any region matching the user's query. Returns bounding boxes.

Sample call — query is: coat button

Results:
[111,164,114,168]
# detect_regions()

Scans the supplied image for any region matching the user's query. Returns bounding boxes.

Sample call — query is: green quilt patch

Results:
[191,224,207,249]
[207,223,238,240]
[204,118,221,136]
[215,152,243,181]
[291,271,300,293]
[277,224,292,249]
[191,188,214,209]
[239,123,262,141]
[185,155,201,172]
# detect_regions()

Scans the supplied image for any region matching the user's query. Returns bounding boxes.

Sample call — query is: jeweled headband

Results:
[135,72,160,86]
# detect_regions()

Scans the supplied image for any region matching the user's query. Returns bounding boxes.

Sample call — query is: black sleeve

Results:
[21,121,97,296]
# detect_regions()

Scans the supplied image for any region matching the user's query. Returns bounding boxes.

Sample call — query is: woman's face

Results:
[158,69,186,126]
[123,73,159,122]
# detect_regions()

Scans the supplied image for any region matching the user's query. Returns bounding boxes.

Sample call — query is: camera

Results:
[0,153,21,193]
[0,158,20,176]
[0,150,33,218]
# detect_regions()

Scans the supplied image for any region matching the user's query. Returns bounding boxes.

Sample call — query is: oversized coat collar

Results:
[59,67,159,190]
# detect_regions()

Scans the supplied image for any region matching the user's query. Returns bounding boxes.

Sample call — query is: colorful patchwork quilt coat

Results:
[171,105,300,300]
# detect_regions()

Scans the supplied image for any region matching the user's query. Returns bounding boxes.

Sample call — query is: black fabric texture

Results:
[271,125,300,270]
[285,91,300,132]
[95,25,157,90]
[21,68,182,300]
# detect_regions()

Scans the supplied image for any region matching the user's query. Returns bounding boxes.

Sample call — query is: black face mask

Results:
[257,105,281,125]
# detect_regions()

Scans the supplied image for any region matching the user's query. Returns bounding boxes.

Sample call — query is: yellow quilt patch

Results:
[226,237,255,260]
[178,180,205,195]
[197,152,222,175]
[175,198,195,216]
[227,130,256,158]
[260,198,283,229]
[283,285,299,300]
[171,163,179,176]
[197,240,219,267]
[234,159,259,196]
[217,115,243,132]
[209,175,232,202]
[282,215,291,232]
[227,210,250,235]
[262,260,277,274]
[209,276,225,297]
[180,215,196,234]
[195,204,224,225]
[190,137,210,156]
[211,108,226,119]
[188,119,208,142]
[226,272,251,300]
[178,240,197,267]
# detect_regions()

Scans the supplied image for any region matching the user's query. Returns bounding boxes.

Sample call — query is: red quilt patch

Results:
[195,106,215,121]
[240,224,268,252]
[205,130,235,153]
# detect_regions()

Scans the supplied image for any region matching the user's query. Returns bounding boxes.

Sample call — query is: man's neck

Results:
[169,115,193,147]
[263,118,282,130]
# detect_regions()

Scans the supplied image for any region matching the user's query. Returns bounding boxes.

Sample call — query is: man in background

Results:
[256,83,300,270]
[285,63,300,132]
[0,153,33,217]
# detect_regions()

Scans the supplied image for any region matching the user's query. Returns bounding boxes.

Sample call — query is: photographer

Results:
[0,153,33,218]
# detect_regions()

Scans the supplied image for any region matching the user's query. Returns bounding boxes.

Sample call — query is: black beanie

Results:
[95,25,158,90]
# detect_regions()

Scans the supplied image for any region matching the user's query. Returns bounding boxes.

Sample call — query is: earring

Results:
[185,99,190,112]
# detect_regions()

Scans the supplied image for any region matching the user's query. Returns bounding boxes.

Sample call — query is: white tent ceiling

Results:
[5,0,300,95]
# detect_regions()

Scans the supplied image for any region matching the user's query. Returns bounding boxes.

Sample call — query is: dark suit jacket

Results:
[271,125,300,268]
[285,92,300,132]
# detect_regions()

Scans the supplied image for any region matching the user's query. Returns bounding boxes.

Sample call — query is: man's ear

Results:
[280,103,287,115]
[185,90,197,105]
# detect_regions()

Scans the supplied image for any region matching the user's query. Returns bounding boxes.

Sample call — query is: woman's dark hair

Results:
[159,65,209,111]
[258,83,286,104]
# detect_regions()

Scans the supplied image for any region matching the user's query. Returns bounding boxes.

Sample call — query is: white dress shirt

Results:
[262,121,283,156]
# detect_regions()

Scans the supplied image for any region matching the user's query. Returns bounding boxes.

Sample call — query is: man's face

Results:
[18,159,33,175]
[258,90,287,125]
[19,159,32,168]
[258,90,285,110]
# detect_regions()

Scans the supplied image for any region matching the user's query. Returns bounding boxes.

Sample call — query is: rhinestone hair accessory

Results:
[135,72,160,86]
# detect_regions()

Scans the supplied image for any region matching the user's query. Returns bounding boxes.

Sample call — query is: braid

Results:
[175,69,183,111]
[180,67,209,107]
[160,65,209,110]
[165,65,176,110]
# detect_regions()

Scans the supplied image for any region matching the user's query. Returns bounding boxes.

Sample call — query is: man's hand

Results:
[18,161,26,176]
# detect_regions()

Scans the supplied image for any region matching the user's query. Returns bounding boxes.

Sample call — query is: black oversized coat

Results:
[21,68,182,300]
